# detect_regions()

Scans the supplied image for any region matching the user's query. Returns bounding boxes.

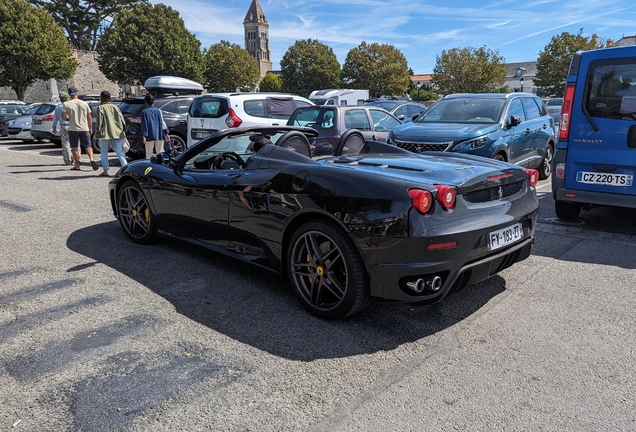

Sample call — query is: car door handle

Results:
[228,173,243,179]
[272,123,280,126]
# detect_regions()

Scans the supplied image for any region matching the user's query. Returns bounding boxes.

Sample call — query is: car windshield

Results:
[183,130,290,170]
[418,97,504,123]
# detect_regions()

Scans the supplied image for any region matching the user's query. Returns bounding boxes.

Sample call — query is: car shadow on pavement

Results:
[67,222,507,361]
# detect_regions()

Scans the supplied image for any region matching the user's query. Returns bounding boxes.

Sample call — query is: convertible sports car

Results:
[109,125,540,319]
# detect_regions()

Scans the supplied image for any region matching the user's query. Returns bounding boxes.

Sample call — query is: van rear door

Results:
[565,51,636,196]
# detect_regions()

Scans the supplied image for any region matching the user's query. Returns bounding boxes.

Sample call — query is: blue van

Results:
[552,46,636,219]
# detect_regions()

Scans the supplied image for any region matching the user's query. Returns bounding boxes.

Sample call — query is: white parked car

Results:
[187,92,313,147]
[30,102,61,145]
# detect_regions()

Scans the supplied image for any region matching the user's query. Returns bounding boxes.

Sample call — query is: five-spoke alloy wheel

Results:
[117,181,157,244]
[288,220,369,319]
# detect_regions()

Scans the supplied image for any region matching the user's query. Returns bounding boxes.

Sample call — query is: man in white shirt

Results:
[62,86,98,171]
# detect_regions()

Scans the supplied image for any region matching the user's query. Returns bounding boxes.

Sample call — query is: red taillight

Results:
[42,114,54,121]
[128,116,141,124]
[408,189,433,214]
[523,168,539,188]
[559,84,575,141]
[435,185,456,210]
[328,136,340,147]
[225,108,242,128]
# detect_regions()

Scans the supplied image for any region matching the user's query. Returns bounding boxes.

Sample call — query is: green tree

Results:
[431,46,507,95]
[203,41,260,92]
[0,0,77,100]
[96,3,202,85]
[29,0,146,51]
[259,73,283,92]
[280,39,341,97]
[342,42,411,98]
[535,30,599,97]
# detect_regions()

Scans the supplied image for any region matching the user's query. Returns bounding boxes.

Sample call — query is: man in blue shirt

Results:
[141,94,170,159]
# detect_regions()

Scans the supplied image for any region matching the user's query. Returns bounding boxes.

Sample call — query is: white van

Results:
[309,89,369,106]
[187,92,313,147]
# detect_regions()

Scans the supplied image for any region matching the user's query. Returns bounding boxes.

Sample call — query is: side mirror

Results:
[397,114,405,121]
[509,115,522,127]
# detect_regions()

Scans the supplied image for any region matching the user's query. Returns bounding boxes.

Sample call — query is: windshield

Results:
[546,98,563,106]
[418,97,504,123]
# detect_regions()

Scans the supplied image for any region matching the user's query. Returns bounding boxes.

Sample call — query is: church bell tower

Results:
[244,0,273,76]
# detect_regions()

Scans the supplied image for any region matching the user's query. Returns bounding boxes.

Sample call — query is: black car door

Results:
[147,167,238,248]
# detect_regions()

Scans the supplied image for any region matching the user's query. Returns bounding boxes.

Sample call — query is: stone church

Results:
[244,0,273,76]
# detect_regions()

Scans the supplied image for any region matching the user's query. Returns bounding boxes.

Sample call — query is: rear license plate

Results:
[34,119,42,124]
[195,132,212,139]
[576,171,633,186]
[489,223,523,251]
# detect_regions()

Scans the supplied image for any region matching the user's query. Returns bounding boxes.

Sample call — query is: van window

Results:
[189,97,227,118]
[522,98,541,120]
[586,59,636,120]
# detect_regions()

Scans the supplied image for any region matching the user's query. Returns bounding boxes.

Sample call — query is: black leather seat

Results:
[334,129,366,156]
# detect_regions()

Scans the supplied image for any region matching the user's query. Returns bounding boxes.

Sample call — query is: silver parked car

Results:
[545,97,563,126]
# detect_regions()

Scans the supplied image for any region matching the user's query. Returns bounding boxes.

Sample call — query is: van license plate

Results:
[489,223,523,251]
[576,171,633,186]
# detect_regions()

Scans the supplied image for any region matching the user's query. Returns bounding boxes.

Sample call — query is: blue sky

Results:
[152,0,636,74]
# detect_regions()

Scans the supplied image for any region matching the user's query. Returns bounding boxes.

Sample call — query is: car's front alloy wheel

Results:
[288,220,369,319]
[117,181,157,244]
[168,135,186,158]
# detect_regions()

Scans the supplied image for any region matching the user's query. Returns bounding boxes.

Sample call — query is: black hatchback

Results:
[117,96,194,158]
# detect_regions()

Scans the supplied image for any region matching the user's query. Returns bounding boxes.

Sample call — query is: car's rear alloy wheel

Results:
[288,220,370,319]
[555,200,581,221]
[117,181,157,244]
[539,144,553,180]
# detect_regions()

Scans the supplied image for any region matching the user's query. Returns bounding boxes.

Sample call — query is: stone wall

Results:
[0,50,120,103]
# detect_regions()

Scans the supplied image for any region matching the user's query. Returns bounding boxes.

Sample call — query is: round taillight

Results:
[408,189,433,214]
[523,168,539,188]
[435,185,456,210]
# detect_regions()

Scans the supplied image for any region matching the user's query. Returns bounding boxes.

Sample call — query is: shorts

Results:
[68,130,92,149]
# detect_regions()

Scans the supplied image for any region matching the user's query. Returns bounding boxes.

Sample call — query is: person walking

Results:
[95,91,127,177]
[62,86,98,171]
[141,94,170,159]
[52,91,72,165]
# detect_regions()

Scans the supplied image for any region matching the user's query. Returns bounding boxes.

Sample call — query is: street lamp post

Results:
[520,77,525,93]
[416,82,422,102]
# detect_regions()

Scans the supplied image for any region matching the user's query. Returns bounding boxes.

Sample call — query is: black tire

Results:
[117,181,158,244]
[555,200,581,220]
[493,153,506,161]
[92,135,103,154]
[168,135,186,158]
[538,144,553,180]
[287,220,370,319]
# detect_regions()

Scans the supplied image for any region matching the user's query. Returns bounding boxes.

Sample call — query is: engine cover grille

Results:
[464,181,524,203]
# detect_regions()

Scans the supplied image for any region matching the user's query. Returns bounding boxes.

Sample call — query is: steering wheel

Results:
[212,151,246,169]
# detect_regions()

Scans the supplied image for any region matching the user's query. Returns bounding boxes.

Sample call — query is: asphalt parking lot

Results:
[1,139,635,431]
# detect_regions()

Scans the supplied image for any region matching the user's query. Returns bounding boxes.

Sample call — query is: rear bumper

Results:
[31,130,60,142]
[555,188,636,209]
[362,208,538,303]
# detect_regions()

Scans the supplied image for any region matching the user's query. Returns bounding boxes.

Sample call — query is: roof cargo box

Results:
[144,76,204,95]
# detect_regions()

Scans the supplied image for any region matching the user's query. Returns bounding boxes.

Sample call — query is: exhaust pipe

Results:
[407,276,443,293]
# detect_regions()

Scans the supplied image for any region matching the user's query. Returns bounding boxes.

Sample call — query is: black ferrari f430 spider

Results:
[109,126,539,319]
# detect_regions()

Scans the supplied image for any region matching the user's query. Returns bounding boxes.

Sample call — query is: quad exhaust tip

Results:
[407,276,443,293]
